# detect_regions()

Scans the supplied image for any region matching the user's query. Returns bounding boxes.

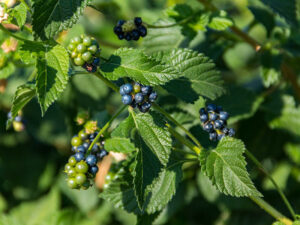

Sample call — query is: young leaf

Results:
[111,114,135,138]
[208,11,233,31]
[100,48,180,86]
[13,2,27,27]
[153,48,225,102]
[104,137,136,153]
[32,0,92,40]
[23,41,70,115]
[130,111,172,166]
[199,137,262,197]
[6,83,36,129]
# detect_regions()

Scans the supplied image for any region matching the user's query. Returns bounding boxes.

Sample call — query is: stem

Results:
[250,196,293,225]
[246,150,296,220]
[93,70,119,92]
[145,14,195,29]
[0,24,30,42]
[153,103,203,151]
[167,124,201,155]
[86,105,127,155]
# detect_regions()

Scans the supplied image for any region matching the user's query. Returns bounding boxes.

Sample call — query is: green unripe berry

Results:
[76,161,89,173]
[65,163,73,171]
[83,37,92,46]
[67,168,77,178]
[68,43,76,51]
[71,51,78,58]
[88,45,98,54]
[78,130,87,140]
[75,173,87,185]
[82,52,92,62]
[134,84,141,93]
[68,157,77,166]
[67,178,77,189]
[74,57,85,66]
[71,136,82,146]
[72,36,82,44]
[76,44,86,53]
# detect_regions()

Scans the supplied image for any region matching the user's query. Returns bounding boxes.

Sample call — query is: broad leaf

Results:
[153,48,225,102]
[200,137,262,197]
[13,2,27,27]
[104,137,136,153]
[6,83,36,129]
[32,0,92,40]
[130,111,172,165]
[111,114,135,138]
[100,48,180,86]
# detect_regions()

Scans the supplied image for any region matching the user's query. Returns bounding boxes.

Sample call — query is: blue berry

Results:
[131,30,140,41]
[217,133,225,141]
[122,95,133,105]
[130,100,137,108]
[200,114,208,123]
[123,83,133,94]
[77,145,86,153]
[93,58,100,66]
[209,112,218,121]
[199,108,206,115]
[74,152,85,162]
[83,142,89,150]
[222,127,229,135]
[134,17,143,26]
[141,86,152,95]
[89,165,99,175]
[91,144,99,153]
[118,33,124,40]
[89,132,98,141]
[72,146,77,152]
[228,128,235,137]
[216,106,223,113]
[114,26,122,35]
[98,149,108,159]
[15,116,22,122]
[134,93,144,103]
[125,33,132,41]
[7,111,12,119]
[203,123,214,132]
[219,111,229,121]
[139,102,151,113]
[149,91,158,102]
[138,26,147,37]
[119,85,125,95]
[207,104,217,112]
[85,154,97,166]
[209,132,217,141]
[117,20,125,26]
[214,120,224,129]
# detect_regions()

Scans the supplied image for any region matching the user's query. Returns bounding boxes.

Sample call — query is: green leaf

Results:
[130,111,172,166]
[261,0,298,26]
[200,137,262,197]
[153,48,225,102]
[25,41,69,115]
[32,0,92,40]
[263,162,291,190]
[100,48,180,86]
[6,83,36,129]
[136,212,160,225]
[111,114,135,138]
[208,10,233,31]
[0,62,15,79]
[285,143,300,165]
[13,2,27,27]
[104,137,136,153]
[249,6,275,36]
[142,19,184,54]
[197,172,220,203]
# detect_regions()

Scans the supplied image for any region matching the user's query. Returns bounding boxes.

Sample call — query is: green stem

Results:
[145,14,196,29]
[93,70,119,92]
[86,105,127,155]
[153,103,203,152]
[20,0,33,15]
[0,24,30,42]
[250,196,293,225]
[246,150,297,220]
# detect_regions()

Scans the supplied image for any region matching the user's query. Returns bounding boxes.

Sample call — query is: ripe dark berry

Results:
[228,128,235,137]
[122,95,133,105]
[199,108,206,115]
[77,145,86,153]
[216,105,223,113]
[219,111,229,121]
[217,133,225,141]
[125,33,132,41]
[131,29,140,40]
[130,100,137,108]
[138,25,147,37]
[209,112,218,121]
[117,20,125,26]
[204,123,214,132]
[118,33,124,40]
[149,92,158,102]
[15,116,22,122]
[134,93,144,103]
[214,120,224,129]
[123,83,133,94]
[74,152,85,162]
[119,85,125,95]
[85,154,97,166]
[222,127,229,134]
[98,149,108,159]
[114,26,122,35]
[134,17,143,26]
[93,57,100,66]
[89,165,99,175]
[209,132,217,141]
[207,104,217,112]
[72,146,77,152]
[7,111,12,119]
[200,114,208,123]
[91,144,99,153]
[139,102,151,113]
[83,142,89,150]
[141,86,152,95]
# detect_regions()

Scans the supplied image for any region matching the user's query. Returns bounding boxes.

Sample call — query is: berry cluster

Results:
[199,104,235,141]
[119,82,157,113]
[68,35,100,73]
[7,111,25,132]
[65,127,108,190]
[114,17,147,41]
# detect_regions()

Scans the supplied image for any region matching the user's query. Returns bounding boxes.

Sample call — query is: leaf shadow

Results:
[100,55,121,72]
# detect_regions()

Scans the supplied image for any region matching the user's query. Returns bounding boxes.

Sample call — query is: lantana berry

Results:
[7,111,25,132]
[199,104,235,141]
[114,17,147,41]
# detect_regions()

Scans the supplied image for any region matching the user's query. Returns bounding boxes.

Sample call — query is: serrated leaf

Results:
[6,83,36,129]
[130,111,172,166]
[100,48,180,86]
[13,2,27,27]
[32,42,69,115]
[104,137,136,153]
[200,137,262,197]
[208,10,233,31]
[111,114,135,138]
[153,48,225,102]
[142,19,184,54]
[261,0,298,26]
[32,0,92,40]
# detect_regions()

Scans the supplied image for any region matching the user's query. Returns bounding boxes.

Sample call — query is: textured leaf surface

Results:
[131,111,172,165]
[13,2,27,27]
[111,114,134,138]
[6,83,36,129]
[32,0,92,40]
[104,137,135,153]
[200,137,262,197]
[100,48,180,86]
[153,48,225,102]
